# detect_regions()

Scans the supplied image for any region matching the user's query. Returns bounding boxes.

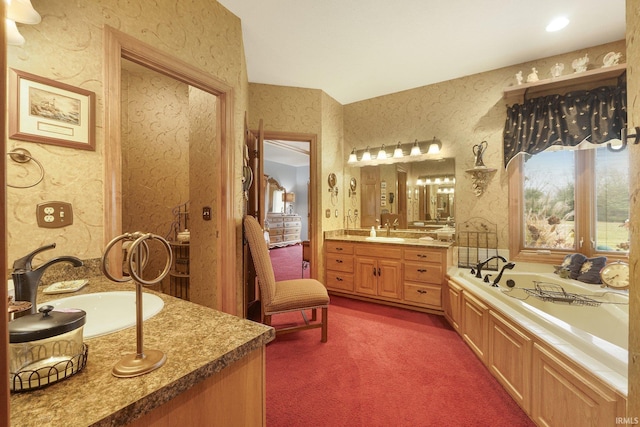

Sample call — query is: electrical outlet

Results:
[37,202,73,228]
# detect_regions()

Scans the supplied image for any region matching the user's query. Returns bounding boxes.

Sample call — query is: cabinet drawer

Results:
[404,262,443,284]
[283,216,301,223]
[355,244,401,259]
[284,226,301,234]
[268,228,283,236]
[270,235,283,243]
[404,248,443,263]
[284,221,301,228]
[326,253,354,273]
[283,234,300,242]
[404,283,441,308]
[326,241,354,255]
[326,271,354,292]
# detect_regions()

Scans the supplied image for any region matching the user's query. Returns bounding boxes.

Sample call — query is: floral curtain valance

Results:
[502,84,627,168]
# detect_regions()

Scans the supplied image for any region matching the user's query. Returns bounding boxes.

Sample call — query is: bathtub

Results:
[452,269,629,396]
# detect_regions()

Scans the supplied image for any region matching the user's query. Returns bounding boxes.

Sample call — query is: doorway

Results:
[103,26,236,313]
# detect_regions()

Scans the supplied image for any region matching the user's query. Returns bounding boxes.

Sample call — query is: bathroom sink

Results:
[40,291,164,339]
[365,236,405,242]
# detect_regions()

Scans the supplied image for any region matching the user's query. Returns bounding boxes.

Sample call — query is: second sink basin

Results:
[40,291,164,339]
[365,236,405,242]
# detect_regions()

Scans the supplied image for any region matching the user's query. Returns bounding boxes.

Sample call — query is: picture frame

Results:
[9,68,96,151]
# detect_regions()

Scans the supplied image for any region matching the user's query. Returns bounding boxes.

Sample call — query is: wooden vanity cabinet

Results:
[325,241,355,292]
[354,244,402,300]
[443,279,462,333]
[403,248,446,310]
[324,240,451,312]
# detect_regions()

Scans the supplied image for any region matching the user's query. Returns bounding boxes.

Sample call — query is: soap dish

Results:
[43,279,89,295]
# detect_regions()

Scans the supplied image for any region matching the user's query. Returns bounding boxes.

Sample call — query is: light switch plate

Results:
[37,202,73,228]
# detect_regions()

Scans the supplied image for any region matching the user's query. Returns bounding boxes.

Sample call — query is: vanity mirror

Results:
[348,158,455,230]
[265,176,286,213]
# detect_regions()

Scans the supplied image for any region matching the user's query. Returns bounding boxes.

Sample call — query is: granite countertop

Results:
[325,233,454,248]
[10,276,275,427]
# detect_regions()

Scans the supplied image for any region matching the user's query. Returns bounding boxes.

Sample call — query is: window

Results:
[509,145,629,263]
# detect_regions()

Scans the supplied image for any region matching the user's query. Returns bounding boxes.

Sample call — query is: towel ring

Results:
[6,148,45,188]
[102,232,172,285]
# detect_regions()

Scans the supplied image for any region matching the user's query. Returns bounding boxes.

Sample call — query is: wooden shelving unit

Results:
[503,63,626,105]
[168,241,189,300]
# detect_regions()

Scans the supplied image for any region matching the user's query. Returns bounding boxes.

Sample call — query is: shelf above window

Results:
[503,63,626,106]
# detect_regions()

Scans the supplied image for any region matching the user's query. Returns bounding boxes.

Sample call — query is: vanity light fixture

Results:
[5,0,41,46]
[393,142,403,158]
[361,146,372,161]
[410,140,421,156]
[427,137,441,155]
[377,144,388,160]
[348,148,358,163]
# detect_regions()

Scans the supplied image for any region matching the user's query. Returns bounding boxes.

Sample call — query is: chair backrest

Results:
[244,215,276,307]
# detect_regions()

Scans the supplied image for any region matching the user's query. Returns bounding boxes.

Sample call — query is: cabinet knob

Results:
[336,277,343,282]
[417,289,427,294]
[373,267,377,276]
[418,269,427,273]
[417,254,427,258]
[335,259,343,263]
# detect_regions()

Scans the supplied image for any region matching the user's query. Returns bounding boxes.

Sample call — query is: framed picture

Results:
[9,68,96,151]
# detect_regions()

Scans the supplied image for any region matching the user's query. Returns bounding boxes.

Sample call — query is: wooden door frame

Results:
[103,25,236,313]
[260,131,317,278]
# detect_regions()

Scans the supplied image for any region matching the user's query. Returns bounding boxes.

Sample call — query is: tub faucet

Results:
[11,243,83,316]
[492,262,516,287]
[474,255,507,279]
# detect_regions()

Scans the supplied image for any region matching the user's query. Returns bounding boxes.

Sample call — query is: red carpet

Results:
[266,296,534,427]
[269,244,310,281]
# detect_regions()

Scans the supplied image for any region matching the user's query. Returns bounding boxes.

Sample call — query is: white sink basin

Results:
[40,291,164,339]
[365,236,405,242]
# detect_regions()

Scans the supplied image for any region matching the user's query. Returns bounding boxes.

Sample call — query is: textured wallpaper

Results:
[6,1,248,313]
[6,0,247,272]
[626,0,640,416]
[344,40,626,248]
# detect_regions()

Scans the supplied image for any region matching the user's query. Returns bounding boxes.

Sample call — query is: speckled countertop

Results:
[324,230,454,248]
[9,275,275,427]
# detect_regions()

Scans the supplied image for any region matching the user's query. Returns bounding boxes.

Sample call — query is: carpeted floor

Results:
[269,244,310,281]
[266,296,534,427]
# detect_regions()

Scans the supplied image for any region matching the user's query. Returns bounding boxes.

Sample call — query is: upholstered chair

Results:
[244,215,329,342]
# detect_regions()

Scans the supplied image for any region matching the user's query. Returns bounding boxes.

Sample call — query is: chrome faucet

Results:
[474,255,507,279]
[11,243,83,317]
[385,220,391,236]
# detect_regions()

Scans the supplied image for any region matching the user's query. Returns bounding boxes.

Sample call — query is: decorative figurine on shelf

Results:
[550,62,564,78]
[473,140,488,168]
[526,68,539,83]
[572,54,589,73]
[515,71,523,85]
[602,51,622,68]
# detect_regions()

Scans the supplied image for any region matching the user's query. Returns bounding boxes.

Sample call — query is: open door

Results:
[243,116,264,320]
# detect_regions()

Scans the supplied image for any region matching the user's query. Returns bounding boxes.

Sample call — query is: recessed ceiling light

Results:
[546,17,570,32]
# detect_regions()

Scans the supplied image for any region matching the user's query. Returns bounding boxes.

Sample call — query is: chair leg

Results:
[321,307,328,343]
[311,308,317,321]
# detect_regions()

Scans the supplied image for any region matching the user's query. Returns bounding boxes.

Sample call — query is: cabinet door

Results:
[444,280,462,333]
[462,291,488,364]
[355,257,377,296]
[377,259,402,300]
[531,343,622,427]
[488,311,532,413]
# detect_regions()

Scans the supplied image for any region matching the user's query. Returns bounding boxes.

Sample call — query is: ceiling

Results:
[217,0,625,105]
[264,140,310,167]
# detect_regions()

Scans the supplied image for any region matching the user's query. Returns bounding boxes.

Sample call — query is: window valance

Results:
[502,84,627,168]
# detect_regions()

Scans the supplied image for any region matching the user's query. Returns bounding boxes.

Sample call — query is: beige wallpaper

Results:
[121,65,190,289]
[6,0,248,312]
[343,40,626,249]
[626,0,640,417]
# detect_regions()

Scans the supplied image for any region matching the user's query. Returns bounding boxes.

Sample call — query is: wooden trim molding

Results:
[103,26,236,313]
[1,5,10,423]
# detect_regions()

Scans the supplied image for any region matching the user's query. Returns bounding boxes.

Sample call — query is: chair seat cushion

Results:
[265,278,330,313]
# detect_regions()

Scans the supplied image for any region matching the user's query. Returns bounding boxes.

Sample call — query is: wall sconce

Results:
[393,142,403,158]
[377,145,388,160]
[5,0,41,46]
[427,137,441,155]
